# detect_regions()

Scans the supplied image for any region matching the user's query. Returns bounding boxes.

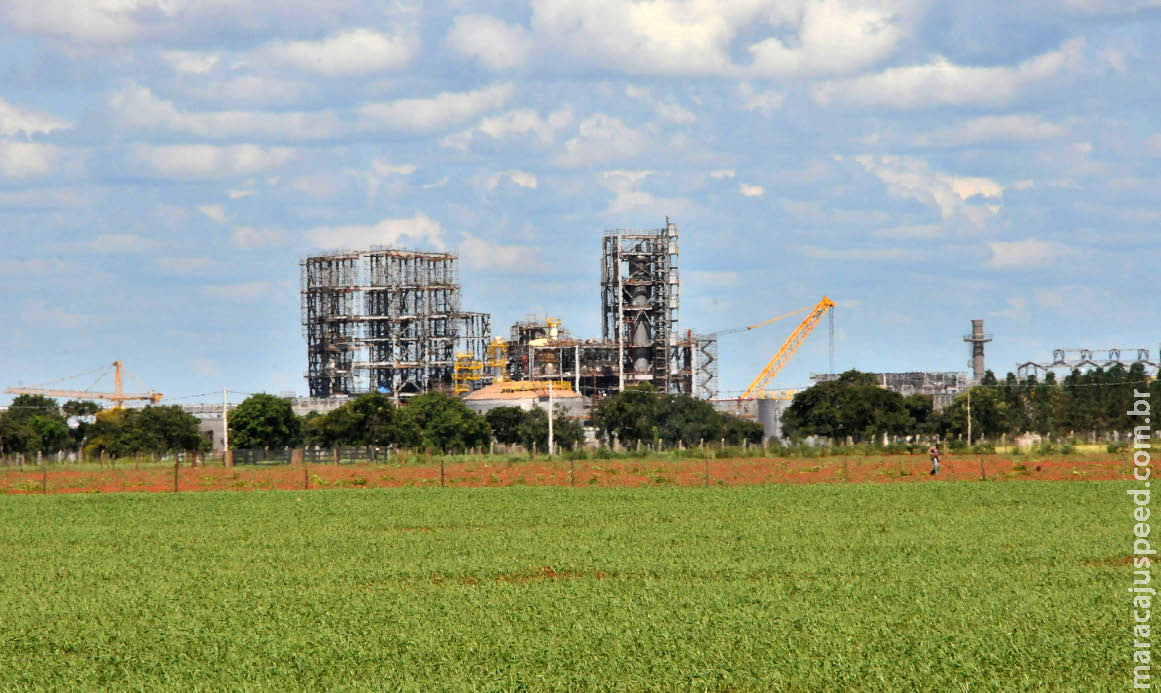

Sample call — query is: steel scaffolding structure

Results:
[300,248,490,398]
[600,218,684,393]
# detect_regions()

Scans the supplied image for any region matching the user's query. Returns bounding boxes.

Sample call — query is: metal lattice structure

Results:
[600,218,686,394]
[301,248,490,398]
[1017,346,1160,379]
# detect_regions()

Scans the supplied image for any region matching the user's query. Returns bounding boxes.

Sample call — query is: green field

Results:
[0,483,1126,690]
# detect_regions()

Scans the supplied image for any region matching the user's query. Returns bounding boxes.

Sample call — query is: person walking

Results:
[929,443,941,476]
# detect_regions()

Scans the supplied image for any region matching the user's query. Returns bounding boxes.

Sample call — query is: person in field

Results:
[928,443,940,476]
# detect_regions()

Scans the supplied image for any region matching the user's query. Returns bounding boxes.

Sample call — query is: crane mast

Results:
[739,297,835,400]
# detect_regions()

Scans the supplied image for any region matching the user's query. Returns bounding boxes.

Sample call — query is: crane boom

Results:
[739,297,835,400]
[712,303,814,338]
[4,361,162,407]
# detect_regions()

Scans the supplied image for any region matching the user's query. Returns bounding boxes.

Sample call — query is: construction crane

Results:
[5,361,162,408]
[739,296,835,400]
[709,303,815,339]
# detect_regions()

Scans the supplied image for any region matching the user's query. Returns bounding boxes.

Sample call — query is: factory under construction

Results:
[300,219,720,402]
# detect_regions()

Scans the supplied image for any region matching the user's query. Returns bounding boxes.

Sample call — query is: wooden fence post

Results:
[440,457,445,488]
[304,463,310,490]
[704,456,709,487]
[173,458,179,493]
[42,464,47,495]
[570,457,576,487]
[979,456,986,481]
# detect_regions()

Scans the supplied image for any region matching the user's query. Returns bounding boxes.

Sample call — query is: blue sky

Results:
[1,0,1158,405]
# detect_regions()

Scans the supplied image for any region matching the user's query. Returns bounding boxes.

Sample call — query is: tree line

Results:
[782,367,1161,443]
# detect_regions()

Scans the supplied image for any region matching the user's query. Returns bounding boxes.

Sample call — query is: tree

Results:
[594,384,762,447]
[517,405,585,452]
[485,407,527,445]
[62,400,102,447]
[396,392,490,452]
[229,394,303,449]
[85,406,208,457]
[0,394,70,454]
[305,393,399,447]
[781,370,912,443]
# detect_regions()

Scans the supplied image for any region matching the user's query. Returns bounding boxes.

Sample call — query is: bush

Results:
[1108,441,1129,453]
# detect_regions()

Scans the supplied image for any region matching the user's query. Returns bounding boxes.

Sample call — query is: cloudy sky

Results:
[1,0,1158,404]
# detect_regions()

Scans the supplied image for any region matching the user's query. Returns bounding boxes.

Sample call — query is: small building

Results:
[463,381,586,417]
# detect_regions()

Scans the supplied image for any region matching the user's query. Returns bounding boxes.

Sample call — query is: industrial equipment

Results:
[5,361,162,408]
[739,297,835,400]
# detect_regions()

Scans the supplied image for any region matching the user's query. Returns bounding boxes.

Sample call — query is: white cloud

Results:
[459,233,546,273]
[129,143,294,179]
[228,188,255,199]
[872,224,940,239]
[558,115,646,167]
[854,155,1004,226]
[485,170,539,190]
[710,169,735,180]
[530,0,738,76]
[739,183,765,197]
[737,82,786,116]
[916,114,1068,146]
[20,299,89,328]
[442,107,572,150]
[232,226,294,248]
[199,204,227,224]
[2,0,170,43]
[446,14,533,70]
[748,0,910,77]
[0,141,61,178]
[371,160,417,176]
[306,213,447,250]
[161,50,220,75]
[85,234,158,253]
[987,239,1076,269]
[813,39,1086,109]
[0,98,71,138]
[263,28,416,76]
[359,83,515,134]
[109,84,342,140]
[656,101,695,124]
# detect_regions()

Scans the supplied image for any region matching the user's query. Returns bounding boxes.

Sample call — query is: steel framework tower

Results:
[600,218,686,394]
[300,248,490,398]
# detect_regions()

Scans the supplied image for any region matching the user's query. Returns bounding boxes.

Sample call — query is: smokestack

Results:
[963,319,992,384]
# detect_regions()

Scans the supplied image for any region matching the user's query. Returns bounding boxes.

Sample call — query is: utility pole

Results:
[966,388,972,447]
[222,388,229,452]
[547,380,554,457]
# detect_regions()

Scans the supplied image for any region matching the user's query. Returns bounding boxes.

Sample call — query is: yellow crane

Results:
[739,296,835,400]
[5,361,162,408]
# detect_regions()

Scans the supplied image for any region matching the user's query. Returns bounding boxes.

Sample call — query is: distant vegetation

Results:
[783,367,1159,444]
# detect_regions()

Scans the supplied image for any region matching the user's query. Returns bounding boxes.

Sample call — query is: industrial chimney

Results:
[963,319,992,384]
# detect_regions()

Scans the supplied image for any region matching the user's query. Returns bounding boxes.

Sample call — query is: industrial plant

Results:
[300,219,721,403]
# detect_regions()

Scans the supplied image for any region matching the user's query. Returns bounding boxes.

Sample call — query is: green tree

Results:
[485,407,528,445]
[516,405,585,452]
[306,394,399,447]
[0,394,70,454]
[397,392,490,452]
[86,406,207,456]
[229,394,303,449]
[781,370,912,443]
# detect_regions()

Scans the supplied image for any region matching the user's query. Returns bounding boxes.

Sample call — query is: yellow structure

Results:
[452,352,484,395]
[485,338,508,382]
[4,361,162,408]
[740,297,835,400]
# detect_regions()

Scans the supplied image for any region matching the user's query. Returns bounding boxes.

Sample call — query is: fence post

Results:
[333,448,339,466]
[42,464,47,494]
[843,458,850,482]
[440,457,445,488]
[979,456,986,481]
[224,450,234,467]
[173,458,179,493]
[704,455,709,487]
[304,462,310,490]
[570,457,575,487]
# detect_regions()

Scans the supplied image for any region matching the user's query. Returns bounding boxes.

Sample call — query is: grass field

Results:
[0,482,1126,690]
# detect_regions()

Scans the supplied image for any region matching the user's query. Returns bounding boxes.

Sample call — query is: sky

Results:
[1,0,1158,406]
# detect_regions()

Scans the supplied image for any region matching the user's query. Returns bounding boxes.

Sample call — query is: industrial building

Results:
[498,220,718,399]
[300,248,491,397]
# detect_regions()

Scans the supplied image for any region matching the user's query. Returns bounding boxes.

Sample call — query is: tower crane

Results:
[739,296,835,400]
[5,361,162,408]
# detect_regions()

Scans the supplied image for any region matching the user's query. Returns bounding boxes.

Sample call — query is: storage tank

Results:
[758,398,785,442]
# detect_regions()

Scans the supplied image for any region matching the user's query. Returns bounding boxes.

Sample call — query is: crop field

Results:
[0,452,1129,495]
[0,481,1126,690]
